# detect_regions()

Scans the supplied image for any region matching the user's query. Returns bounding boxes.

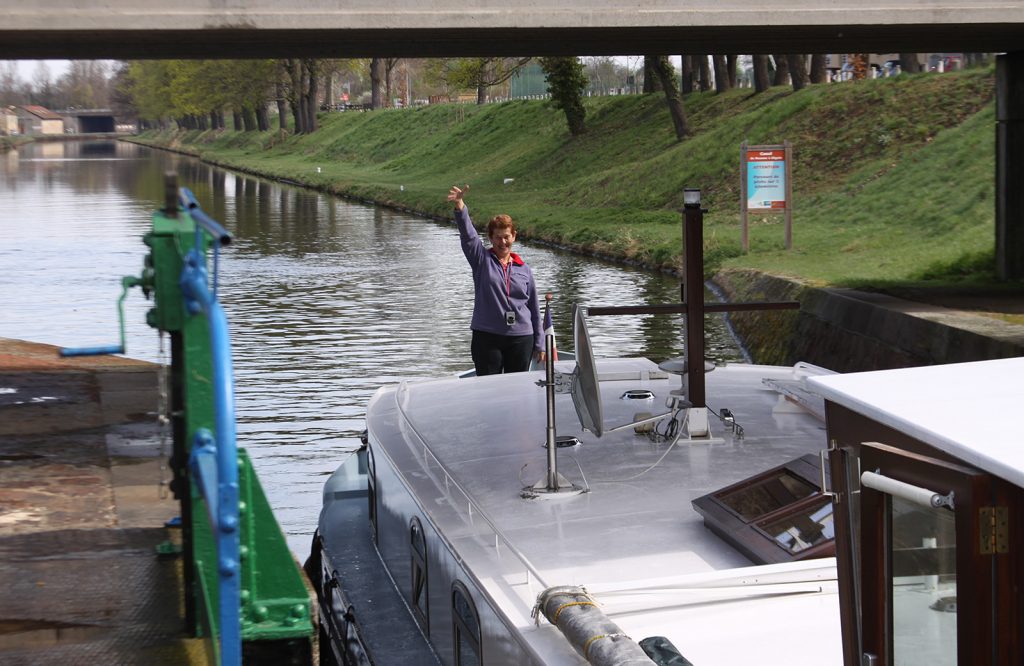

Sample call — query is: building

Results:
[15,105,64,135]
[1,107,18,135]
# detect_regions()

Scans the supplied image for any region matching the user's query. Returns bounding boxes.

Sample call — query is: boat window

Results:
[410,517,429,630]
[692,454,835,565]
[452,581,481,666]
[718,469,816,521]
[890,496,957,665]
[757,495,835,554]
[367,446,378,543]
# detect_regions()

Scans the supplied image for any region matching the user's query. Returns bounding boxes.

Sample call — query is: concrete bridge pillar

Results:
[996,52,1024,281]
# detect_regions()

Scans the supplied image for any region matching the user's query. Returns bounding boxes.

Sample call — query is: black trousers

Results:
[471,330,534,376]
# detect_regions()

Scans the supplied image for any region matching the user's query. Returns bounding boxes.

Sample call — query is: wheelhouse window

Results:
[410,517,429,630]
[452,581,481,666]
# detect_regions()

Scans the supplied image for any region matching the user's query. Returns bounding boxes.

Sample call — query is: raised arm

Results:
[448,184,485,265]
[447,184,467,211]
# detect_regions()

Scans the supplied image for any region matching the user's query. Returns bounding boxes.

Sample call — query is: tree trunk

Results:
[772,54,790,85]
[476,82,487,105]
[698,56,711,92]
[370,57,384,109]
[324,72,334,111]
[242,107,256,131]
[809,54,828,83]
[652,55,688,140]
[256,105,269,131]
[643,56,663,93]
[304,60,319,133]
[787,55,809,91]
[232,110,243,131]
[753,55,771,92]
[899,53,922,73]
[210,110,219,129]
[288,59,305,133]
[275,82,288,130]
[727,55,738,88]
[712,55,730,93]
[680,56,694,94]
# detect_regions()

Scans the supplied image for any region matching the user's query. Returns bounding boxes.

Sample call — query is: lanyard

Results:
[501,259,512,297]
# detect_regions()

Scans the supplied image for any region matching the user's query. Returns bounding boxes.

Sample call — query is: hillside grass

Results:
[133,67,1005,288]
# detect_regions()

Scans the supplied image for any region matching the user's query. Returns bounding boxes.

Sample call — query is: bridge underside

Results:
[0,24,1021,60]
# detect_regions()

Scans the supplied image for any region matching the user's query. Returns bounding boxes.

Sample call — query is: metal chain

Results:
[157,331,170,499]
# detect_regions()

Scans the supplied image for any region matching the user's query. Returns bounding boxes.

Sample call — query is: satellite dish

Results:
[570,305,604,437]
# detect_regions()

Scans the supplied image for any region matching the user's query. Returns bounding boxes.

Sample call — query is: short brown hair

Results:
[487,214,516,237]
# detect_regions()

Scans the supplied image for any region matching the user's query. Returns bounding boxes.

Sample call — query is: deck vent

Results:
[620,389,655,400]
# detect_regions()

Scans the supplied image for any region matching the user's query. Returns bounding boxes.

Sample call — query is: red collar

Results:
[490,249,524,266]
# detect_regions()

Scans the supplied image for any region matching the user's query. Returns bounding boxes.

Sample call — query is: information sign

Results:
[740,141,793,251]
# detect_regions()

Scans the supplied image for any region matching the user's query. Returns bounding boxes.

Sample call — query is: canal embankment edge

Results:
[715,268,1024,372]
[123,137,1024,372]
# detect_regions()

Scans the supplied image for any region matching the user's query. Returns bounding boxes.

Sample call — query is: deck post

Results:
[682,191,706,409]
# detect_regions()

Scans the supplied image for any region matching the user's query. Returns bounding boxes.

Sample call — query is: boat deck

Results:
[366,357,843,664]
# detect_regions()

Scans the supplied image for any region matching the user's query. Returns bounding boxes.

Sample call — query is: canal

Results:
[1,139,747,554]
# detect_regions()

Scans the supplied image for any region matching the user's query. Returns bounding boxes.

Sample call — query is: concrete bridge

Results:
[1,1,1023,59]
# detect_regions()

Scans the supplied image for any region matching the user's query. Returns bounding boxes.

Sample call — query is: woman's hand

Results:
[447,184,468,210]
[534,349,546,364]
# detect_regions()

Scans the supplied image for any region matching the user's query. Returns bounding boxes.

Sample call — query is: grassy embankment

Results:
[133,68,1007,291]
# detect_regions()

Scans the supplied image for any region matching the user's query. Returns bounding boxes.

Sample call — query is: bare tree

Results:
[302,59,319,132]
[275,80,288,130]
[772,55,790,86]
[727,55,738,88]
[680,56,695,94]
[651,55,689,140]
[643,57,663,93]
[809,54,828,83]
[899,53,922,73]
[424,57,531,105]
[753,55,771,92]
[698,56,712,92]
[370,57,385,109]
[787,55,809,91]
[712,55,731,93]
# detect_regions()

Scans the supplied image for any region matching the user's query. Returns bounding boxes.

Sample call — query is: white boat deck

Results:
[366,358,843,664]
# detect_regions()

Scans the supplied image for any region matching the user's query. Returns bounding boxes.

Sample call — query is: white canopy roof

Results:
[809,357,1024,487]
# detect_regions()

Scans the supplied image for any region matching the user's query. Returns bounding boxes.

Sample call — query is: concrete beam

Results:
[1,1,1023,58]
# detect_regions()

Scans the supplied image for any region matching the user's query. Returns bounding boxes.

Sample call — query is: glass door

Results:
[856,442,992,666]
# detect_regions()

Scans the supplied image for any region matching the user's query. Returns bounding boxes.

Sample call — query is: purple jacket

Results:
[455,206,542,352]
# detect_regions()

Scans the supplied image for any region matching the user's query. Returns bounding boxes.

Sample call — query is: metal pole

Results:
[544,333,558,490]
[683,203,706,408]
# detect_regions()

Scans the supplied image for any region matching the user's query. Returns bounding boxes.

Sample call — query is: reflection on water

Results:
[1,140,746,554]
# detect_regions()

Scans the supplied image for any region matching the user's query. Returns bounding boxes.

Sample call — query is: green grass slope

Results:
[137,68,1000,287]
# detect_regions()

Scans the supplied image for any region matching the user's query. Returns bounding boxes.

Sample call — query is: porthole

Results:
[410,517,429,631]
[452,581,481,666]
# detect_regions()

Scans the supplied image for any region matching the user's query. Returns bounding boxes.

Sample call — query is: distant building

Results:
[1,107,18,135]
[15,105,64,135]
[59,109,117,134]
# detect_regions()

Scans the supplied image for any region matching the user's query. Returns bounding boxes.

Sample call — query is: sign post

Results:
[740,141,793,251]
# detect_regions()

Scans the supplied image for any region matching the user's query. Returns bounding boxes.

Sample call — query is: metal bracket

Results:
[980,506,1010,554]
[819,440,839,504]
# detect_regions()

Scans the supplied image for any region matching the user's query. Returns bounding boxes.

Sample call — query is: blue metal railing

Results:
[179,198,241,666]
